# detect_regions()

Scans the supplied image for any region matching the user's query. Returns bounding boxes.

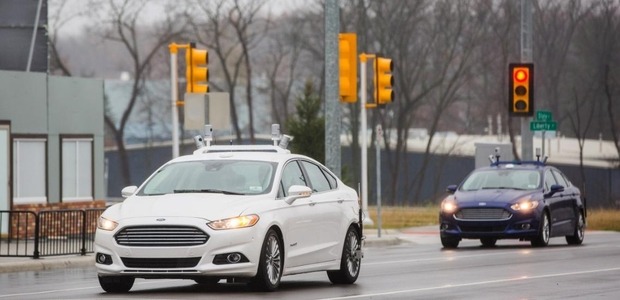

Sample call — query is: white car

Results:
[95,143,362,293]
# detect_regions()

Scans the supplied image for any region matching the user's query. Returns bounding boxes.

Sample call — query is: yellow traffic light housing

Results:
[186,44,209,93]
[509,63,533,116]
[374,57,394,104]
[339,33,358,103]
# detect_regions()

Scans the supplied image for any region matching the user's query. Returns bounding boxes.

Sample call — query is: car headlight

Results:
[511,198,539,211]
[208,214,260,230]
[97,216,119,231]
[441,198,458,214]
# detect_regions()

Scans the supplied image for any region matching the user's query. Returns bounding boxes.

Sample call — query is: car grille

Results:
[121,257,201,268]
[459,225,507,233]
[115,226,209,247]
[455,208,512,221]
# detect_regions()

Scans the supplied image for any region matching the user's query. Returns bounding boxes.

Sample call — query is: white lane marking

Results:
[0,279,184,298]
[319,267,620,300]
[364,244,609,266]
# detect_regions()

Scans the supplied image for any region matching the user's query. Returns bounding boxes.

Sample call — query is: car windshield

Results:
[460,169,540,191]
[138,160,277,196]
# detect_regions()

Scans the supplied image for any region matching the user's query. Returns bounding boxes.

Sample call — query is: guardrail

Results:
[0,209,105,259]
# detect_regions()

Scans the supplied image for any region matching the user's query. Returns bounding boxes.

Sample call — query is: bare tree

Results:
[189,0,269,143]
[87,0,188,186]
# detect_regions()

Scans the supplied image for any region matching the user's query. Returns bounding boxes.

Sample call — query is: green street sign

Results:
[536,111,552,122]
[530,121,557,131]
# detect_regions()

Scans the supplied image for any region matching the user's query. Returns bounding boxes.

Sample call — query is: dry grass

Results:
[365,206,620,232]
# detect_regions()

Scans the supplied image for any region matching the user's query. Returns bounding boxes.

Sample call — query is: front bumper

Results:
[94,217,263,279]
[439,209,542,240]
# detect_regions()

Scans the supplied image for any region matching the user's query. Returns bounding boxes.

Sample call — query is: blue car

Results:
[439,160,586,248]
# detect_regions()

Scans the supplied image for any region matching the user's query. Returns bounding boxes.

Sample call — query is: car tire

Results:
[441,235,460,249]
[327,226,361,284]
[531,212,550,247]
[566,210,585,245]
[98,275,134,293]
[250,229,283,292]
[480,238,497,247]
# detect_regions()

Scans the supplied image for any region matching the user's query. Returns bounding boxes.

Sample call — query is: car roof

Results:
[476,161,549,172]
[169,144,312,165]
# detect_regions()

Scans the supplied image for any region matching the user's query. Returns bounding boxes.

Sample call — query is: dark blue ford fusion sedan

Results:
[439,160,586,249]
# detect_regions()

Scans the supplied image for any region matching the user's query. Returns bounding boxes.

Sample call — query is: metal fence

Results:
[0,209,105,259]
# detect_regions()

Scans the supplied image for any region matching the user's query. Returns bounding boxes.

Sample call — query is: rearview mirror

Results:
[544,184,565,198]
[446,185,458,194]
[284,185,312,205]
[121,186,138,198]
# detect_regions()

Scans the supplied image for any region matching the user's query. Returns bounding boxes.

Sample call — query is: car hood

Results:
[115,193,258,221]
[454,189,536,206]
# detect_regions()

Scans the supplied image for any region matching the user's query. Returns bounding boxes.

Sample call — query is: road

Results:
[1,230,619,299]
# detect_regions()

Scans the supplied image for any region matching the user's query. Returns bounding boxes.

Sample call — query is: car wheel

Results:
[441,235,460,249]
[250,229,283,291]
[531,212,550,247]
[480,238,497,247]
[327,226,361,284]
[566,210,585,245]
[98,275,134,293]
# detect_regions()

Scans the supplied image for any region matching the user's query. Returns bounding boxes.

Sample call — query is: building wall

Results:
[0,70,104,208]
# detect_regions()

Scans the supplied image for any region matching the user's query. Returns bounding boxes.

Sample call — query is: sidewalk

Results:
[0,226,439,274]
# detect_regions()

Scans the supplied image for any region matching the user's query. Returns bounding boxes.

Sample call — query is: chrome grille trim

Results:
[454,208,512,221]
[115,226,209,247]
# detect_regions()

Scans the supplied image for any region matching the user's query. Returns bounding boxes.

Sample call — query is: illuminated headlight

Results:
[511,199,539,211]
[441,198,458,214]
[97,216,119,231]
[208,214,260,230]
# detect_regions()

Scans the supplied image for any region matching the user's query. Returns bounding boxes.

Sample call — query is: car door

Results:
[298,160,345,263]
[543,169,563,237]
[551,169,578,235]
[278,160,326,268]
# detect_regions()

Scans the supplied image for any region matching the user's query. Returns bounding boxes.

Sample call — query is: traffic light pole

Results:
[359,54,376,225]
[169,44,180,158]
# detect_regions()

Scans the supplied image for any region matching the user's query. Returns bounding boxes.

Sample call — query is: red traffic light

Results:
[514,69,528,82]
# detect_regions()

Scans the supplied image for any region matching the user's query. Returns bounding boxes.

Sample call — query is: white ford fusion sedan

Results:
[95,144,362,293]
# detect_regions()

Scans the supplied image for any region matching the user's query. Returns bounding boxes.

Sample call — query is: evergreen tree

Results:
[286,80,325,164]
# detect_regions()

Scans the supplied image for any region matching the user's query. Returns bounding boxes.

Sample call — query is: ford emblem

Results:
[156,218,166,221]
[478,202,487,206]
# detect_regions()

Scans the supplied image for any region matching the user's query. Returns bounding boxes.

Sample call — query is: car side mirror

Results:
[545,184,564,198]
[446,185,458,194]
[284,185,312,205]
[121,186,138,198]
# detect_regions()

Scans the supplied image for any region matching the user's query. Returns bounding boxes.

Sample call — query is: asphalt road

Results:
[1,230,619,299]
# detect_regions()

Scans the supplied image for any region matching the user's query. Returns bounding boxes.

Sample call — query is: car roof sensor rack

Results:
[192,124,293,155]
[489,147,547,167]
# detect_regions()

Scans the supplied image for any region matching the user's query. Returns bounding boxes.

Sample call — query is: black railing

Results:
[0,209,105,259]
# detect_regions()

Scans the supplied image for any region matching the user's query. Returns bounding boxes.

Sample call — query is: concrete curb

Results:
[0,255,94,273]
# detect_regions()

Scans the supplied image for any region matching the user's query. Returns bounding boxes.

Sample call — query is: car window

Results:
[544,169,557,191]
[139,160,276,196]
[552,169,568,187]
[300,161,331,193]
[323,168,338,189]
[279,161,307,197]
[460,169,540,191]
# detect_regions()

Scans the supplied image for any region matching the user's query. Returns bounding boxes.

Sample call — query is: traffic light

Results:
[374,57,394,104]
[186,43,209,93]
[339,33,357,103]
[509,63,533,116]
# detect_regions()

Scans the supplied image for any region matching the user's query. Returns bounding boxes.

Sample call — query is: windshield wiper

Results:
[173,189,245,195]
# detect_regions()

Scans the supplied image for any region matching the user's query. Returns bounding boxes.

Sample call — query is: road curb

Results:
[0,255,94,273]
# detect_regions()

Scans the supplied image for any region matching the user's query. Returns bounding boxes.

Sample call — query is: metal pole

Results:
[169,44,180,158]
[324,0,341,177]
[26,0,43,72]
[520,0,533,161]
[360,56,372,225]
[376,125,382,237]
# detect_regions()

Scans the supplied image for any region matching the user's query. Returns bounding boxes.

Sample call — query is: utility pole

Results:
[520,0,533,160]
[324,0,341,177]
